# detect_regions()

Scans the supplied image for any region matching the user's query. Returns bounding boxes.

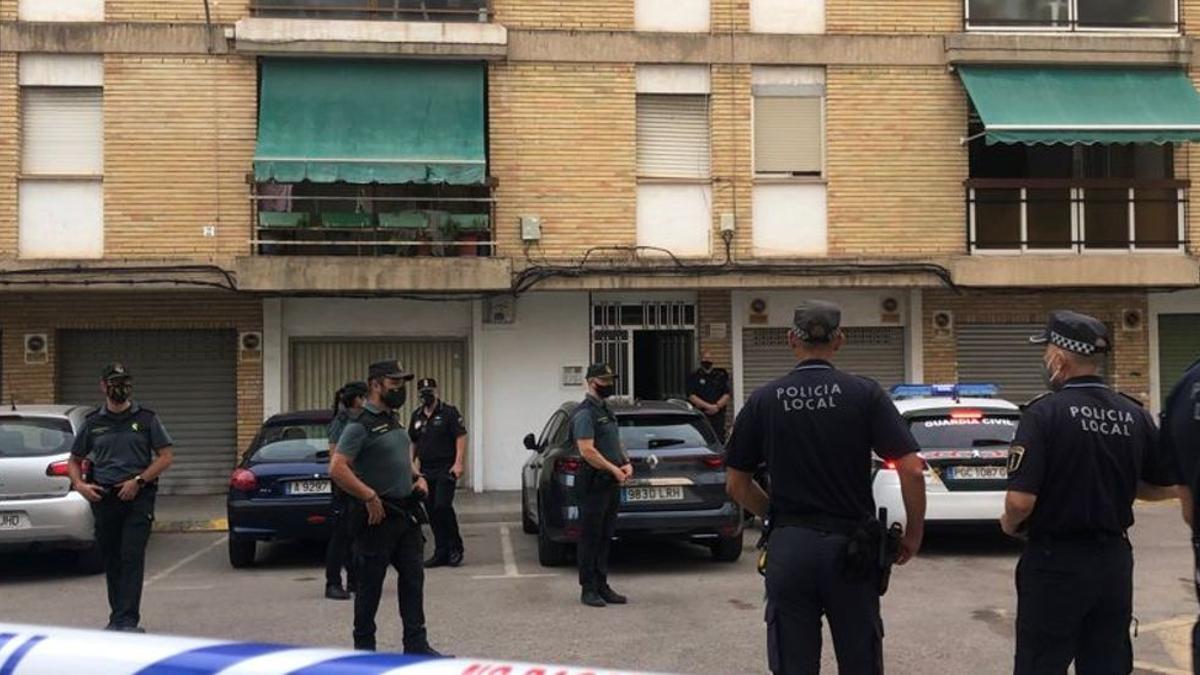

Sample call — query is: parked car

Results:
[520,399,743,567]
[0,405,101,572]
[226,410,337,568]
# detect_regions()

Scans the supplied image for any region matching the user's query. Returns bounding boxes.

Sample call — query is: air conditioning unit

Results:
[239,332,263,362]
[484,296,516,325]
[24,333,48,365]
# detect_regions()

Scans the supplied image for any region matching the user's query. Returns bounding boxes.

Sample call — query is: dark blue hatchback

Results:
[226,410,335,568]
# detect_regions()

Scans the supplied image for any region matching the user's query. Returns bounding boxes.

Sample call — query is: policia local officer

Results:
[1001,311,1179,673]
[725,301,927,675]
[67,363,174,633]
[571,363,633,608]
[1161,352,1200,669]
[687,350,733,440]
[329,360,445,656]
[409,377,467,568]
[325,380,367,600]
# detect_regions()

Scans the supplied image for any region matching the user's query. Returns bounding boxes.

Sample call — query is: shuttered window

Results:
[636,94,711,179]
[754,96,822,175]
[21,88,103,175]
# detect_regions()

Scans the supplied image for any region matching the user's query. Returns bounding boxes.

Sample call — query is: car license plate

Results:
[0,512,28,530]
[286,480,331,495]
[948,466,1006,480]
[624,486,685,503]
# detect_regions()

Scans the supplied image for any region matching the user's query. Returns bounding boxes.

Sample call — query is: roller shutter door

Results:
[1158,314,1200,405]
[741,327,906,400]
[956,323,1107,405]
[58,329,237,495]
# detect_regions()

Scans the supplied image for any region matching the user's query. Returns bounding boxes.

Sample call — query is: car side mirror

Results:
[523,433,539,452]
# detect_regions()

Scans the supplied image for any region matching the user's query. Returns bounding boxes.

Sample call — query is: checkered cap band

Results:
[1049,331,1096,355]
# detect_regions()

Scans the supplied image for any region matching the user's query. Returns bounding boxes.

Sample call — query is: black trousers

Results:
[577,480,620,592]
[90,486,156,629]
[1014,537,1133,675]
[423,469,462,558]
[764,525,883,675]
[706,412,727,441]
[325,489,356,588]
[351,506,428,652]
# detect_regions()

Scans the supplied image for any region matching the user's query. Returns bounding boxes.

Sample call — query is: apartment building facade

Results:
[2,0,1199,492]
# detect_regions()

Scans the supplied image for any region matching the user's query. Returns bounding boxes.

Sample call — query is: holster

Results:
[755,513,774,577]
[841,517,883,583]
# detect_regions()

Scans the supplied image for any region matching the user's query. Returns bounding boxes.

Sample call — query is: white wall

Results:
[636,65,712,94]
[750,0,825,33]
[19,0,104,21]
[637,184,713,257]
[19,54,104,87]
[478,292,591,490]
[1147,288,1200,413]
[752,183,827,256]
[636,0,710,31]
[18,180,103,259]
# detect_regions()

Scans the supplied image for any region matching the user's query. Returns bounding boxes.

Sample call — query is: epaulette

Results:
[134,406,156,417]
[84,405,103,418]
[1019,392,1052,411]
[1117,391,1145,408]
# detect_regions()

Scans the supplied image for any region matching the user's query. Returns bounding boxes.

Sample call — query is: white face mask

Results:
[1042,354,1065,392]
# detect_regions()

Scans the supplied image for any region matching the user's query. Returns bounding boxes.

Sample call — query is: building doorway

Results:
[591,301,696,402]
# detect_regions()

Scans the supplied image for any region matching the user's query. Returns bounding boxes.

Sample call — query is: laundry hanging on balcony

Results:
[253,59,486,184]
[958,65,1200,145]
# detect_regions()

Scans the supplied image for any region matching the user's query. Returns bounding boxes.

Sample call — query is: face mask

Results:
[420,392,436,406]
[595,383,616,399]
[700,361,713,371]
[382,386,407,409]
[106,383,132,404]
[1042,356,1064,392]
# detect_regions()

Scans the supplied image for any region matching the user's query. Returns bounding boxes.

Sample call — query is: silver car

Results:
[0,405,100,571]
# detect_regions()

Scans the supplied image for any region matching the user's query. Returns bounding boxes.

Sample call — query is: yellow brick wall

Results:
[711,0,749,32]
[0,291,264,452]
[0,0,14,21]
[826,66,967,256]
[922,290,1152,402]
[490,62,637,259]
[711,64,754,260]
[827,0,961,33]
[1183,0,1199,35]
[104,55,256,258]
[491,0,632,30]
[0,54,16,258]
[107,0,249,23]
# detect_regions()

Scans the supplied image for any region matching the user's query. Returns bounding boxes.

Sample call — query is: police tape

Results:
[0,623,669,675]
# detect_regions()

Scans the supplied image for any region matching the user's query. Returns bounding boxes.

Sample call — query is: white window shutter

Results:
[754,96,822,175]
[636,95,711,179]
[21,88,104,175]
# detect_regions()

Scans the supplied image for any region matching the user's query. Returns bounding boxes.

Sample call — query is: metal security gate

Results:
[741,327,906,400]
[58,329,238,495]
[1159,314,1200,405]
[956,323,1105,405]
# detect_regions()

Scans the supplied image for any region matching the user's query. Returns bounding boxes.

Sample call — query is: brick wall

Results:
[711,65,754,260]
[922,290,1152,402]
[107,0,249,23]
[104,55,256,259]
[491,0,632,30]
[0,54,16,258]
[711,0,750,32]
[0,0,14,21]
[0,291,263,452]
[489,62,637,260]
[1183,0,1199,35]
[826,66,967,256]
[827,0,961,33]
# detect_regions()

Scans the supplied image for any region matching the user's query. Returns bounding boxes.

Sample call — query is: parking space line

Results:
[145,535,227,588]
[471,525,558,580]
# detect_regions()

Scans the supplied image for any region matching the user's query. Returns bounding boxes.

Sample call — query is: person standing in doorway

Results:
[687,350,732,441]
[68,363,174,633]
[325,380,367,600]
[409,378,467,568]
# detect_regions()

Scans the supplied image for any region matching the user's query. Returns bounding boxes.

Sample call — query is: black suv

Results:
[520,400,743,567]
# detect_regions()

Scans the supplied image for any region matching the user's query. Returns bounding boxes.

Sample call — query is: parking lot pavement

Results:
[1,503,1194,674]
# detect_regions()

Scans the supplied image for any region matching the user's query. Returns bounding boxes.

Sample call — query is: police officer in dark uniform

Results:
[409,377,468,568]
[329,360,445,656]
[325,380,367,600]
[687,350,733,440]
[1161,356,1200,669]
[1001,310,1179,674]
[571,363,633,608]
[67,363,174,633]
[725,301,927,674]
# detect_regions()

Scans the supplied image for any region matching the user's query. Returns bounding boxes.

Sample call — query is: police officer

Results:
[687,350,733,440]
[1001,310,1179,673]
[571,363,633,608]
[409,378,468,568]
[725,301,927,674]
[329,360,445,656]
[1161,355,1200,669]
[67,363,174,633]
[325,380,367,600]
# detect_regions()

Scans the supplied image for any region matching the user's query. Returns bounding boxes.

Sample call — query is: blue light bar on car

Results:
[889,383,1000,399]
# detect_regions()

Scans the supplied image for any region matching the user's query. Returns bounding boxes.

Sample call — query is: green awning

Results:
[254,59,486,184]
[958,66,1200,145]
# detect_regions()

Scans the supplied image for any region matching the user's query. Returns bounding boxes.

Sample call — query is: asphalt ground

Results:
[1,503,1194,674]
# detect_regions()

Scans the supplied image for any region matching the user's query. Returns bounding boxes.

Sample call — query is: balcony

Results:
[965,0,1178,31]
[249,0,491,22]
[252,183,495,257]
[966,179,1188,253]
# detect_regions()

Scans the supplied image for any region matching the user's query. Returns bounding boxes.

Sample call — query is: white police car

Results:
[873,384,1021,529]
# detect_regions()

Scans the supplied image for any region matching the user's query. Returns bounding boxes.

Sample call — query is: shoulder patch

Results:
[1020,392,1052,411]
[1117,391,1145,408]
[1007,445,1025,473]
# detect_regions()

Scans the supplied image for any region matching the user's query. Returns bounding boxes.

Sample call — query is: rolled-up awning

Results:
[958,66,1200,145]
[254,59,486,184]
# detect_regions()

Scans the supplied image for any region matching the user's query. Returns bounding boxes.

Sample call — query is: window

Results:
[250,424,331,463]
[966,0,1177,31]
[18,55,104,259]
[617,415,716,450]
[0,417,74,458]
[19,0,104,21]
[750,0,825,34]
[636,0,710,31]
[636,95,711,179]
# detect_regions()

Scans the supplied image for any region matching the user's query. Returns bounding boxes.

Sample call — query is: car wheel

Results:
[74,543,105,575]
[228,536,256,568]
[521,497,538,535]
[536,502,569,568]
[711,531,744,563]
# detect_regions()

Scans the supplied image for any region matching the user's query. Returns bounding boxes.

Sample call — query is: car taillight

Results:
[555,457,582,474]
[46,460,70,477]
[950,409,984,420]
[230,468,258,492]
[882,459,897,471]
[702,456,724,469]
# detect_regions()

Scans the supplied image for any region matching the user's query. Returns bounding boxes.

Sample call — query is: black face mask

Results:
[382,386,407,409]
[106,383,132,404]
[700,361,714,371]
[595,383,616,399]
[420,392,436,406]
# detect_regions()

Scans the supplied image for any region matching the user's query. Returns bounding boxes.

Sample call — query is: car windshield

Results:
[250,423,330,463]
[0,417,74,458]
[618,415,715,450]
[908,413,1019,449]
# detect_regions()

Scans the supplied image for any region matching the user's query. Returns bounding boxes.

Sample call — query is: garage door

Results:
[741,327,906,400]
[956,323,1107,405]
[58,329,238,495]
[1159,314,1200,405]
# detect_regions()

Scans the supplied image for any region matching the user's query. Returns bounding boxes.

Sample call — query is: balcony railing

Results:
[966,178,1188,253]
[249,0,491,22]
[965,0,1178,31]
[251,186,495,257]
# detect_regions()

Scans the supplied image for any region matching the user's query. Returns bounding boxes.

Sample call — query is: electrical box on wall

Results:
[719,213,736,233]
[562,365,584,387]
[484,296,517,325]
[520,216,542,242]
[239,332,263,362]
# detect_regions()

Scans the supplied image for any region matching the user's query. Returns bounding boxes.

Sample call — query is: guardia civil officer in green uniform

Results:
[1001,311,1179,673]
[570,363,633,608]
[67,363,174,633]
[329,360,445,655]
[325,380,367,601]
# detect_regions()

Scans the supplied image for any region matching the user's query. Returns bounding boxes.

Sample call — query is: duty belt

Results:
[1030,530,1128,544]
[774,513,861,536]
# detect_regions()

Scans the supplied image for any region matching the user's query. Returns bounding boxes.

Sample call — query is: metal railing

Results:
[964,0,1179,31]
[249,0,491,22]
[966,178,1189,253]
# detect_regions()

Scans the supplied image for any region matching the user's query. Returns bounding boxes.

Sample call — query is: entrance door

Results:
[632,330,694,401]
[1158,314,1200,404]
[591,301,696,401]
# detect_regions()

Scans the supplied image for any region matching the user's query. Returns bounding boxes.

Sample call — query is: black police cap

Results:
[1029,310,1111,355]
[792,300,842,343]
[417,377,438,391]
[367,360,414,382]
[340,380,369,398]
[586,363,618,380]
[101,362,132,382]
